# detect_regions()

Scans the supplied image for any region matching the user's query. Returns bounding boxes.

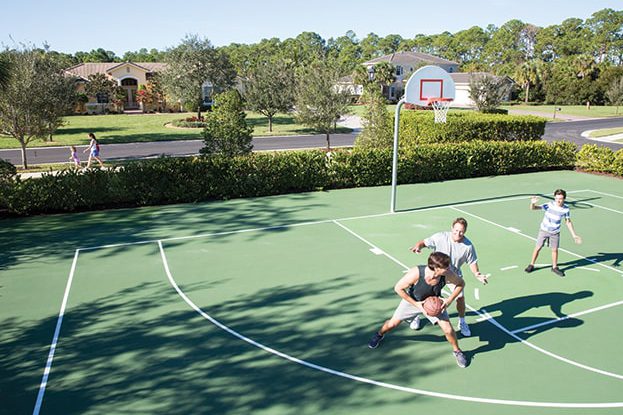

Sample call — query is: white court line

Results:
[474,288,480,300]
[577,267,600,272]
[451,207,623,276]
[33,249,80,415]
[79,192,590,251]
[510,300,623,334]
[158,240,623,408]
[586,189,623,200]
[500,265,518,271]
[332,220,410,269]
[335,221,623,381]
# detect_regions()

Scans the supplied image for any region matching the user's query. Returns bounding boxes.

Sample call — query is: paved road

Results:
[542,117,623,150]
[2,117,622,166]
[0,133,358,166]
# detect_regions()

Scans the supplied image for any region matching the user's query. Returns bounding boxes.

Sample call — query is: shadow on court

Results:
[2,275,442,414]
[558,252,623,273]
[467,291,593,360]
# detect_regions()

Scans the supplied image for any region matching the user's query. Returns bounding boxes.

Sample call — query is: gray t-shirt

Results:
[424,231,477,277]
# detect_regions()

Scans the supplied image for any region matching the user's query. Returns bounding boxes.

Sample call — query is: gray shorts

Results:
[391,299,450,325]
[536,229,560,249]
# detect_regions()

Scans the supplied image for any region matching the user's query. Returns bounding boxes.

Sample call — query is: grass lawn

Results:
[501,104,623,118]
[586,126,623,138]
[0,112,351,150]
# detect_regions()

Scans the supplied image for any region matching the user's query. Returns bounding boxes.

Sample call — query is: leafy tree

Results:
[352,61,395,102]
[122,48,167,62]
[243,59,296,132]
[469,74,512,112]
[0,47,76,168]
[360,33,382,60]
[586,8,623,64]
[200,90,253,156]
[294,60,351,150]
[161,34,236,118]
[378,34,403,55]
[606,77,623,114]
[75,48,118,62]
[452,26,490,67]
[355,88,392,149]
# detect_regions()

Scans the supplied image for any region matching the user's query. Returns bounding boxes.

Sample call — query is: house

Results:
[64,62,214,113]
[341,51,512,107]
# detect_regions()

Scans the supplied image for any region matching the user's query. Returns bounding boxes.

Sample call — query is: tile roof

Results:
[64,62,167,80]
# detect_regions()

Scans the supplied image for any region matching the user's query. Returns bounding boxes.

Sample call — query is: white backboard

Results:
[404,65,455,106]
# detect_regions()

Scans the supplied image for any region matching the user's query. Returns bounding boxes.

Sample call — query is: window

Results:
[389,86,396,98]
[396,65,403,76]
[96,93,109,103]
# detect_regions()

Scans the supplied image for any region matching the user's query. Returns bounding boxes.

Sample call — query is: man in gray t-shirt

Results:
[410,217,489,337]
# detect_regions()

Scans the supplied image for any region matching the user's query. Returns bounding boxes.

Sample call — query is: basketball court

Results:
[2,170,622,414]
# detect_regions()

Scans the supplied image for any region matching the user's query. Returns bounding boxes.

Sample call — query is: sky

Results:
[1,0,621,56]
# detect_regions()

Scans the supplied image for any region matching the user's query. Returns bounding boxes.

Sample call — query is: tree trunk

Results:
[20,141,28,170]
[325,132,331,151]
[268,115,273,132]
[197,106,202,120]
[524,83,530,104]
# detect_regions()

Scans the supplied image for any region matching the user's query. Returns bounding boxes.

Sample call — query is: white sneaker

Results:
[410,315,422,330]
[457,320,471,337]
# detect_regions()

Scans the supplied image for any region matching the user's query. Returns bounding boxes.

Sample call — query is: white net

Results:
[430,99,452,123]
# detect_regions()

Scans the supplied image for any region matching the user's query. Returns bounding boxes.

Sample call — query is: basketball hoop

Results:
[427,98,453,123]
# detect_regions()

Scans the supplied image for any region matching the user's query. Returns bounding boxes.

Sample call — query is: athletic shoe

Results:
[524,264,534,273]
[368,332,384,349]
[457,320,471,337]
[409,315,422,330]
[551,267,565,277]
[454,350,467,368]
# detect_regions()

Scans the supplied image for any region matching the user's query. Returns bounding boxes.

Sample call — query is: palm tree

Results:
[514,60,542,103]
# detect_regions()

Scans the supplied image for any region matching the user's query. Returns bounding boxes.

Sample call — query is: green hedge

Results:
[0,140,578,216]
[399,112,546,145]
[0,141,577,216]
[576,145,623,176]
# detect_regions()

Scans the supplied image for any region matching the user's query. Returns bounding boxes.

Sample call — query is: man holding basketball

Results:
[410,217,488,337]
[367,252,468,368]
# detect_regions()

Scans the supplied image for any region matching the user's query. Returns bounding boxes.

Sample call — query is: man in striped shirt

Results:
[525,189,582,277]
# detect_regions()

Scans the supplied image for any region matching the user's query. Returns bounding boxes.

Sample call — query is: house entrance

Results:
[121,78,139,109]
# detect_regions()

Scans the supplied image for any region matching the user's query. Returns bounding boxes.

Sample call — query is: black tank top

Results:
[408,265,446,301]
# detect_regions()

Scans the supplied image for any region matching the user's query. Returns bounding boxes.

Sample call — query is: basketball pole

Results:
[390,98,405,213]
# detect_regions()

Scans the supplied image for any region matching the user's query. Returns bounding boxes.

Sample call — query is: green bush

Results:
[576,144,615,173]
[0,141,576,216]
[0,159,16,181]
[172,119,207,128]
[398,112,545,145]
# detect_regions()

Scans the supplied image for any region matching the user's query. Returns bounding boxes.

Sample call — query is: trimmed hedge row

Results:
[399,112,546,145]
[576,144,623,176]
[1,140,575,216]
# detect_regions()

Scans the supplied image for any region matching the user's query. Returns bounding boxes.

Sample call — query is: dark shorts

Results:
[536,229,560,249]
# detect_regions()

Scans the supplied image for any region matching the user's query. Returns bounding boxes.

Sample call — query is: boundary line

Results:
[158,240,623,408]
[32,249,80,415]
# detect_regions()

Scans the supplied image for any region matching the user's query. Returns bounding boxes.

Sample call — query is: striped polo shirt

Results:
[540,201,570,234]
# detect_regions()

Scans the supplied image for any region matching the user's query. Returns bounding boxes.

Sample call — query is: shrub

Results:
[0,141,577,216]
[576,144,615,173]
[398,112,545,146]
[0,159,17,181]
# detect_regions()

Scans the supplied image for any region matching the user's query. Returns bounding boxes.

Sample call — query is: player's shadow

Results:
[467,290,593,360]
[558,252,623,273]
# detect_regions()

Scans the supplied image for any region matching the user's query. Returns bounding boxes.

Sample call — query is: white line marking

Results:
[451,207,623,276]
[586,189,623,200]
[370,247,384,255]
[479,310,623,380]
[33,249,80,415]
[510,300,623,334]
[333,220,410,270]
[501,265,518,271]
[158,240,623,408]
[577,267,600,272]
[507,227,521,233]
[474,288,480,300]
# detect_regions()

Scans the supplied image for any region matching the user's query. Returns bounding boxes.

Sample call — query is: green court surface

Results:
[2,170,623,415]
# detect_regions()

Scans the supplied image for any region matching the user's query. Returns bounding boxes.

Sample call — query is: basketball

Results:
[422,296,444,317]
